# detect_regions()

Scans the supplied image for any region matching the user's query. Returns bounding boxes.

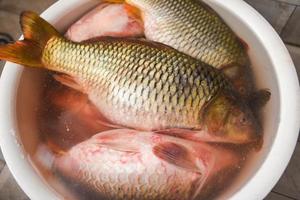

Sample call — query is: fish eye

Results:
[239,87,246,95]
[239,115,248,125]
[240,117,246,123]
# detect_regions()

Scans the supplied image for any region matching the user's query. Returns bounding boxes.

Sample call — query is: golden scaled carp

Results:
[0,11,260,144]
[108,0,254,97]
[54,129,240,200]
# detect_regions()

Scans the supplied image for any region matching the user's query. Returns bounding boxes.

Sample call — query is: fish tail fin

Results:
[0,11,60,67]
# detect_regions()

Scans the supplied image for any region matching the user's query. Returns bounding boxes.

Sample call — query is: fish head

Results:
[223,100,261,143]
[203,91,260,144]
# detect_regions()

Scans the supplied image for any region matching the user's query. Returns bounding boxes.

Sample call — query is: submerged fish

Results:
[54,129,239,200]
[40,83,114,150]
[66,3,144,42]
[0,11,259,143]
[111,0,253,96]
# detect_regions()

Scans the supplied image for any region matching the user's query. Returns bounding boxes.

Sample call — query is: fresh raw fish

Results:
[0,11,260,144]
[114,0,255,97]
[39,83,113,150]
[65,3,144,42]
[54,129,239,200]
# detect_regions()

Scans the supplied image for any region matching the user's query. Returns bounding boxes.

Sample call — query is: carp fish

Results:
[0,11,260,143]
[109,0,255,97]
[54,129,239,200]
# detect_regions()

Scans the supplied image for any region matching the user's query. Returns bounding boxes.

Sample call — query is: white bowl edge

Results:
[0,1,100,200]
[204,0,300,199]
[0,0,299,200]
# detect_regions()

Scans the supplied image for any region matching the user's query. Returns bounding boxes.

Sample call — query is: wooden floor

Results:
[0,0,300,199]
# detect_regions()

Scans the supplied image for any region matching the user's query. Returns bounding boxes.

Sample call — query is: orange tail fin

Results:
[0,11,60,67]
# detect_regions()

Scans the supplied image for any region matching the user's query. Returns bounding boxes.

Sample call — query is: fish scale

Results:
[0,11,260,143]
[54,130,240,200]
[42,37,230,130]
[56,132,200,200]
[128,0,247,69]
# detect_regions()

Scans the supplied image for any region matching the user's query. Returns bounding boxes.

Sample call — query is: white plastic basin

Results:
[0,0,299,199]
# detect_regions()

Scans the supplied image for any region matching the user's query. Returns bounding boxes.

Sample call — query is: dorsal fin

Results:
[53,74,83,92]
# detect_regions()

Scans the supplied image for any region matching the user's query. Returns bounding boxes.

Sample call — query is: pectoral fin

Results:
[190,161,213,200]
[155,128,219,143]
[155,128,197,137]
[153,142,202,174]
[53,74,84,92]
[95,118,126,129]
[153,142,215,199]
[156,128,252,143]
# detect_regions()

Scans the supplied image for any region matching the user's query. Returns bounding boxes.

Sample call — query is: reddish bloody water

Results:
[18,73,261,200]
